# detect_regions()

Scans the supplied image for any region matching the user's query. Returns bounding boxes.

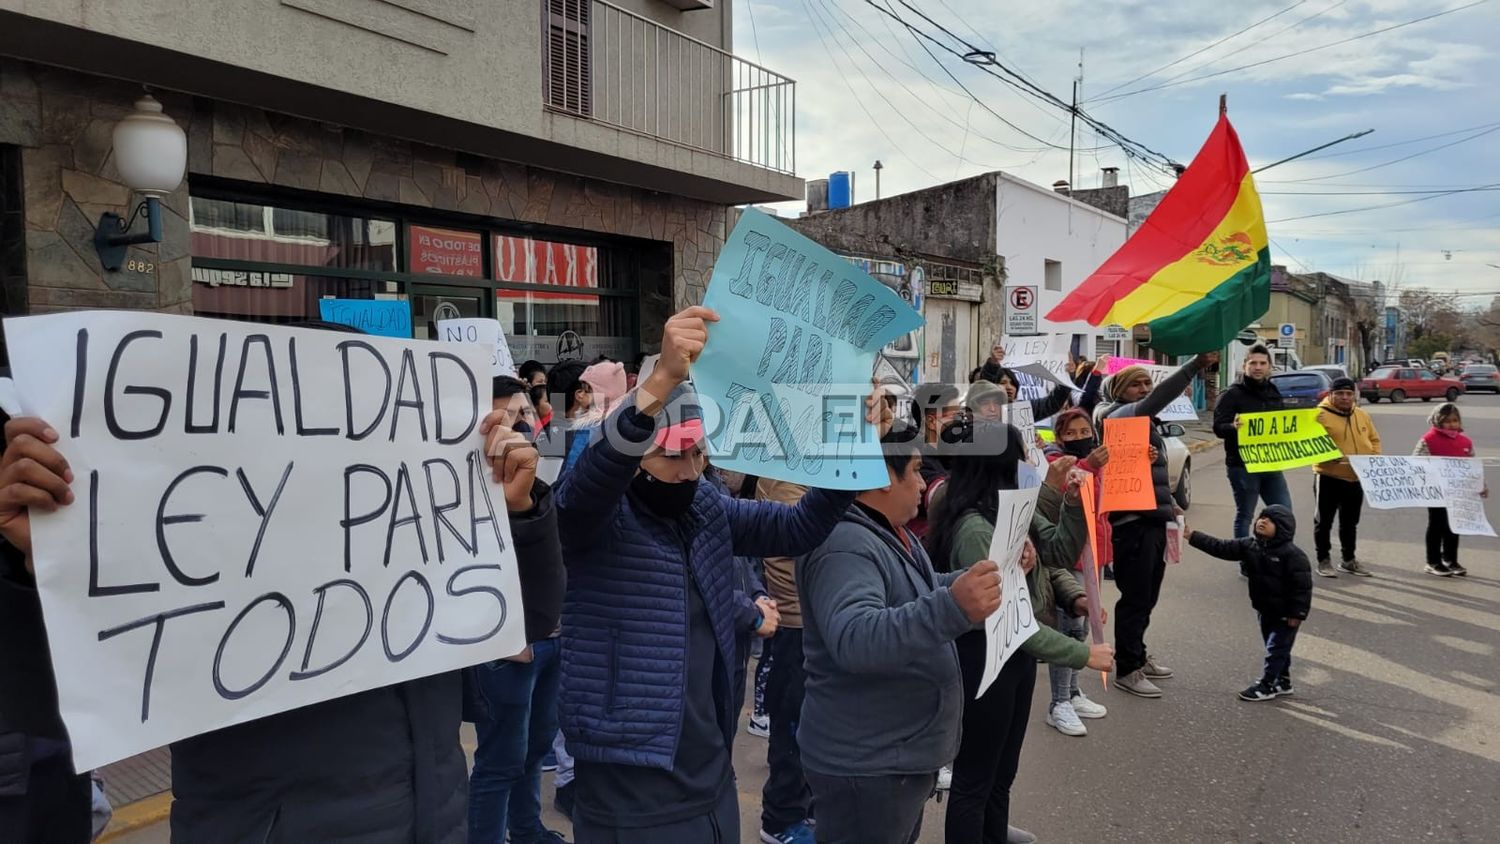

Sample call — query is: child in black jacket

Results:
[1187,505,1313,702]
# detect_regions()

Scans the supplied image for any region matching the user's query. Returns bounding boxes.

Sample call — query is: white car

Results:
[1159,422,1192,510]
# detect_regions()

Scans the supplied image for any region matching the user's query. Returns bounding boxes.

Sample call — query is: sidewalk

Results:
[96,749,171,842]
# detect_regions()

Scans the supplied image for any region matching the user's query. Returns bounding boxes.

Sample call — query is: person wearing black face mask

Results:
[553,306,893,844]
[1039,408,1115,738]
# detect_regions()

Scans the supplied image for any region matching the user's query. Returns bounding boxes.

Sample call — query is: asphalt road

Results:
[111,395,1500,844]
[720,394,1500,844]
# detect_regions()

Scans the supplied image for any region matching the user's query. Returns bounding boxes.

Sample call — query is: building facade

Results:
[789,169,1131,390]
[0,0,799,366]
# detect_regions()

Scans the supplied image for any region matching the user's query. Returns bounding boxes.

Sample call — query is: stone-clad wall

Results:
[2,60,726,331]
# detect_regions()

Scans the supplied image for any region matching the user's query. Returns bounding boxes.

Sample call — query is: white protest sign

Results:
[1160,395,1199,422]
[1134,364,1197,421]
[3,311,526,770]
[1348,455,1495,536]
[437,317,517,377]
[1003,334,1072,397]
[1003,402,1045,467]
[0,376,23,416]
[978,487,1041,697]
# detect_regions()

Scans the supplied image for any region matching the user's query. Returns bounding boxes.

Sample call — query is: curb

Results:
[98,791,172,843]
[1187,438,1220,455]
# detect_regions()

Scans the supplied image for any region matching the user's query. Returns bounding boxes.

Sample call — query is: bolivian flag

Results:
[1047,113,1269,355]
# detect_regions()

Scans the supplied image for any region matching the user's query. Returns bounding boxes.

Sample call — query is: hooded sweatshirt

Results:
[1315,398,1381,482]
[1188,505,1313,620]
[797,503,972,777]
[1213,375,1284,468]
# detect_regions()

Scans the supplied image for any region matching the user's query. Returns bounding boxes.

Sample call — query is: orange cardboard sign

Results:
[1099,417,1155,513]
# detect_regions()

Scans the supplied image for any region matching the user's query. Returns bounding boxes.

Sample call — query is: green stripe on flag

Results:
[1146,248,1270,356]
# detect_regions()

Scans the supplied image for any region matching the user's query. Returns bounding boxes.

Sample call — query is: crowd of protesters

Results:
[0,310,1487,844]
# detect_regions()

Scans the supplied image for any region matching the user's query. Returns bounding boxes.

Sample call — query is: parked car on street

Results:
[1459,364,1500,394]
[1359,366,1465,403]
[1300,364,1350,382]
[1271,370,1334,409]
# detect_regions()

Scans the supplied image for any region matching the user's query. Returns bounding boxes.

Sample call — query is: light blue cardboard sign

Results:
[318,298,412,338]
[693,208,924,491]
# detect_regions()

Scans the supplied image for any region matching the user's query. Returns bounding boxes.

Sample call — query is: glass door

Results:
[408,284,491,340]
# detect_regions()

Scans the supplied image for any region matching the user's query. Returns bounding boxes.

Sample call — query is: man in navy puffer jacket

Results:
[554,306,888,844]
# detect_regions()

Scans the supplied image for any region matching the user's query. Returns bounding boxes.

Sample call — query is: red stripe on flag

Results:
[1046,115,1251,325]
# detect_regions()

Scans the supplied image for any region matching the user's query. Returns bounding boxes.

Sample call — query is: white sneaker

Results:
[1045,701,1087,736]
[746,714,770,738]
[936,766,952,791]
[1070,693,1108,719]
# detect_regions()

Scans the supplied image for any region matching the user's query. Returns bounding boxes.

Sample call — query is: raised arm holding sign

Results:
[691,208,922,491]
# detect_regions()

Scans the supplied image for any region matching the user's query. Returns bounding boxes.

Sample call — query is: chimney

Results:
[1101,167,1119,188]
[807,179,829,215]
[1052,180,1071,195]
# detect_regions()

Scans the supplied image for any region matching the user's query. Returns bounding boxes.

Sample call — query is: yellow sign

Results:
[1237,409,1342,473]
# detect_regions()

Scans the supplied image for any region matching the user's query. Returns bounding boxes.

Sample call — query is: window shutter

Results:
[545,0,591,116]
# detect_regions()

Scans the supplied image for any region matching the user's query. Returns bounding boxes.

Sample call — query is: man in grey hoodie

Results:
[796,435,1002,844]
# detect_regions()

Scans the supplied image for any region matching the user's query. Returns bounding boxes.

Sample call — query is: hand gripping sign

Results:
[3,311,526,770]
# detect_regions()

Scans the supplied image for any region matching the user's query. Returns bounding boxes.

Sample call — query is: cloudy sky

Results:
[732,0,1500,304]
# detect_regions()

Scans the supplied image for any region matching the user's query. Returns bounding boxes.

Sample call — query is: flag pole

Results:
[1219,93,1227,116]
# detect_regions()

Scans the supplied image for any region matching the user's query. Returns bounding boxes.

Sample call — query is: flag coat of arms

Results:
[1047,113,1269,355]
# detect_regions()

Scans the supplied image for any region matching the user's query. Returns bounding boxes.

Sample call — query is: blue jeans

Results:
[1227,466,1292,538]
[467,638,563,844]
[1048,608,1085,706]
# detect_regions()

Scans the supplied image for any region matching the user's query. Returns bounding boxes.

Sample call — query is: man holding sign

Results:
[552,305,891,844]
[1094,354,1211,698]
[0,315,557,842]
[797,433,1002,844]
[1214,345,1291,538]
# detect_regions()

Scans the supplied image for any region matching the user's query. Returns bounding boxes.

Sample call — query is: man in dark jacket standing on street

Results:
[1213,345,1291,538]
[1094,355,1210,698]
[797,435,1002,844]
[553,305,889,844]
[1187,505,1313,702]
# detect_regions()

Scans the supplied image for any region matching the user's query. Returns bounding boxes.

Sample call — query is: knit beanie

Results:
[1107,365,1150,400]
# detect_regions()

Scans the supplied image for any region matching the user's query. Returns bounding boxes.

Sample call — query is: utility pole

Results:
[1069,48,1083,190]
[873,160,884,200]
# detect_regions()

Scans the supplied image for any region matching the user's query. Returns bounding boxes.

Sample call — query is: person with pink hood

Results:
[1412,403,1489,577]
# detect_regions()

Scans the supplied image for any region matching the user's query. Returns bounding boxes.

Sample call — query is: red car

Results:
[1360,366,1465,403]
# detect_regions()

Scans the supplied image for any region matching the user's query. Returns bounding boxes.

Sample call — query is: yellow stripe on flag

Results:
[1102,173,1268,328]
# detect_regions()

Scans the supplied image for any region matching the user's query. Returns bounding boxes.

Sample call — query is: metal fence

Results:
[542,0,796,175]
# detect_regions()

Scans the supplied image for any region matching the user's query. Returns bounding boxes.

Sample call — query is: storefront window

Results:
[408,225,483,278]
[191,269,401,324]
[497,289,634,364]
[190,197,396,271]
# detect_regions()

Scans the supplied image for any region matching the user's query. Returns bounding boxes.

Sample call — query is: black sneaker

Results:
[1238,682,1277,702]
[1425,562,1454,577]
[1274,677,1294,697]
[1448,561,1468,576]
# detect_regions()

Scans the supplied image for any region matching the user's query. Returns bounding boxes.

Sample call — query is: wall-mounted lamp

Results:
[94,95,186,271]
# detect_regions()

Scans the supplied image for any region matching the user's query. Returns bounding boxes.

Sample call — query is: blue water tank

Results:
[828,171,854,209]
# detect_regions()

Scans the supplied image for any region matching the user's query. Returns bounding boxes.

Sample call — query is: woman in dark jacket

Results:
[926,420,1113,844]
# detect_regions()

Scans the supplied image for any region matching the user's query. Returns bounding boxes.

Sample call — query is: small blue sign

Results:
[318,298,412,338]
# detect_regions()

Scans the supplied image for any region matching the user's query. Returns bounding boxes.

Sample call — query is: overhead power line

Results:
[1092,0,1492,105]
[1091,0,1308,101]
[1268,125,1500,184]
[1266,183,1500,223]
[860,0,1184,174]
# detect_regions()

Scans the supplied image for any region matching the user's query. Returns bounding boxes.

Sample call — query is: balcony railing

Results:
[542,0,796,175]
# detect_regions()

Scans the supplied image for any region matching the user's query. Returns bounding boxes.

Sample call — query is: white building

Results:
[994,173,1129,358]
